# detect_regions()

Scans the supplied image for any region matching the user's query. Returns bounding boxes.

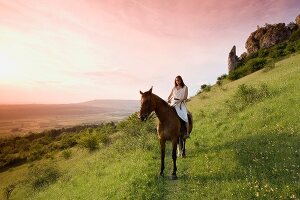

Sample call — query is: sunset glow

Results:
[0,0,299,104]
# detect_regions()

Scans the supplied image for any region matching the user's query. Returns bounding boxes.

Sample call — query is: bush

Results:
[200,84,211,92]
[257,48,269,58]
[61,150,72,159]
[217,74,227,81]
[60,135,77,149]
[79,134,99,152]
[98,134,110,146]
[295,40,300,51]
[117,113,156,136]
[3,154,26,168]
[216,74,227,86]
[285,43,296,54]
[245,58,267,72]
[228,70,242,80]
[289,28,300,42]
[269,49,285,59]
[228,58,267,80]
[28,164,60,190]
[27,150,43,162]
[225,83,272,112]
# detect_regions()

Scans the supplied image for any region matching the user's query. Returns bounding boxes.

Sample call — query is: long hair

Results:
[174,75,185,87]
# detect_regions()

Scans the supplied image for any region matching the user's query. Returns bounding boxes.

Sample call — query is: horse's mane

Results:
[151,93,172,108]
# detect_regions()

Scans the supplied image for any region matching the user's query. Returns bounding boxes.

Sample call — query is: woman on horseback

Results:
[167,75,190,138]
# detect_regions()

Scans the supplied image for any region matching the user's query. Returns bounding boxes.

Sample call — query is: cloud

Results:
[80,69,142,84]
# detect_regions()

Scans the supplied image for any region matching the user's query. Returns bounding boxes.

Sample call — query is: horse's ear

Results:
[149,86,153,93]
[140,90,144,95]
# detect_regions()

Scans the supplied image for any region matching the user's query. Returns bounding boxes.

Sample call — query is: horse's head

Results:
[139,87,154,121]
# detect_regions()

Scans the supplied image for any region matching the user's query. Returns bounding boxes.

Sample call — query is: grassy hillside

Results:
[1,54,300,199]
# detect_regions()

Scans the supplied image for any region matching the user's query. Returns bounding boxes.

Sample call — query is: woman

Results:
[168,75,189,138]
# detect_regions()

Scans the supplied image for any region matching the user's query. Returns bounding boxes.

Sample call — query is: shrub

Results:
[216,74,227,86]
[289,28,300,42]
[285,43,296,54]
[98,134,110,146]
[228,70,242,80]
[217,74,227,81]
[79,134,99,152]
[257,48,269,58]
[226,83,272,112]
[61,150,72,159]
[60,135,77,149]
[269,49,285,59]
[200,84,211,92]
[4,154,26,168]
[245,58,267,72]
[27,150,43,162]
[275,43,287,50]
[268,43,288,59]
[228,58,267,80]
[117,113,156,137]
[28,164,60,190]
[99,122,116,135]
[295,40,300,51]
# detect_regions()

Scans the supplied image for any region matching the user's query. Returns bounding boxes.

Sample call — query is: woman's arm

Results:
[180,86,188,103]
[167,87,174,102]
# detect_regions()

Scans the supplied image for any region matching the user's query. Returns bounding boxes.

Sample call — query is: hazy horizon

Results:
[0,99,140,105]
[0,0,299,104]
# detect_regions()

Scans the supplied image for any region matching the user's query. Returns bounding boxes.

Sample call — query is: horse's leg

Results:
[171,139,178,179]
[177,137,183,157]
[160,139,166,177]
[182,138,186,157]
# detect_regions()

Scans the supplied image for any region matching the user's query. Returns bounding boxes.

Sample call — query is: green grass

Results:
[1,54,300,199]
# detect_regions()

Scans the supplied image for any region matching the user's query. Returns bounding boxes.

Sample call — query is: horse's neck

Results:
[152,94,174,122]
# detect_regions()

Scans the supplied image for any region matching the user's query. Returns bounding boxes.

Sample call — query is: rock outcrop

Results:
[296,14,300,26]
[228,13,300,73]
[245,23,291,54]
[228,46,238,72]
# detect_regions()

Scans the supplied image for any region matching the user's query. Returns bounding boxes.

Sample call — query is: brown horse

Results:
[139,87,193,179]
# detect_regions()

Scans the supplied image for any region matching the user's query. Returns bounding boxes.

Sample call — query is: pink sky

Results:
[0,0,299,104]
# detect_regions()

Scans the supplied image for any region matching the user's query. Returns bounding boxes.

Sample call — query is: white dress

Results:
[169,86,188,123]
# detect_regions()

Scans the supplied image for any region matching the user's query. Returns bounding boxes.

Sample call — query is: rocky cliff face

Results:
[245,23,291,54]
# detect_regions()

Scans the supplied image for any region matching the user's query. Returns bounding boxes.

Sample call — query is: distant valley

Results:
[0,100,139,137]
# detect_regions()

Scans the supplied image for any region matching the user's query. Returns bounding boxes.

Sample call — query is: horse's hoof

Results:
[170,174,177,180]
[159,173,164,177]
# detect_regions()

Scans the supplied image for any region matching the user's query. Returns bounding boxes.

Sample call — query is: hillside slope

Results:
[1,54,299,199]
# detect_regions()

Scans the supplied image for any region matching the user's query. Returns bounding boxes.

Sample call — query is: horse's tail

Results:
[188,111,193,134]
